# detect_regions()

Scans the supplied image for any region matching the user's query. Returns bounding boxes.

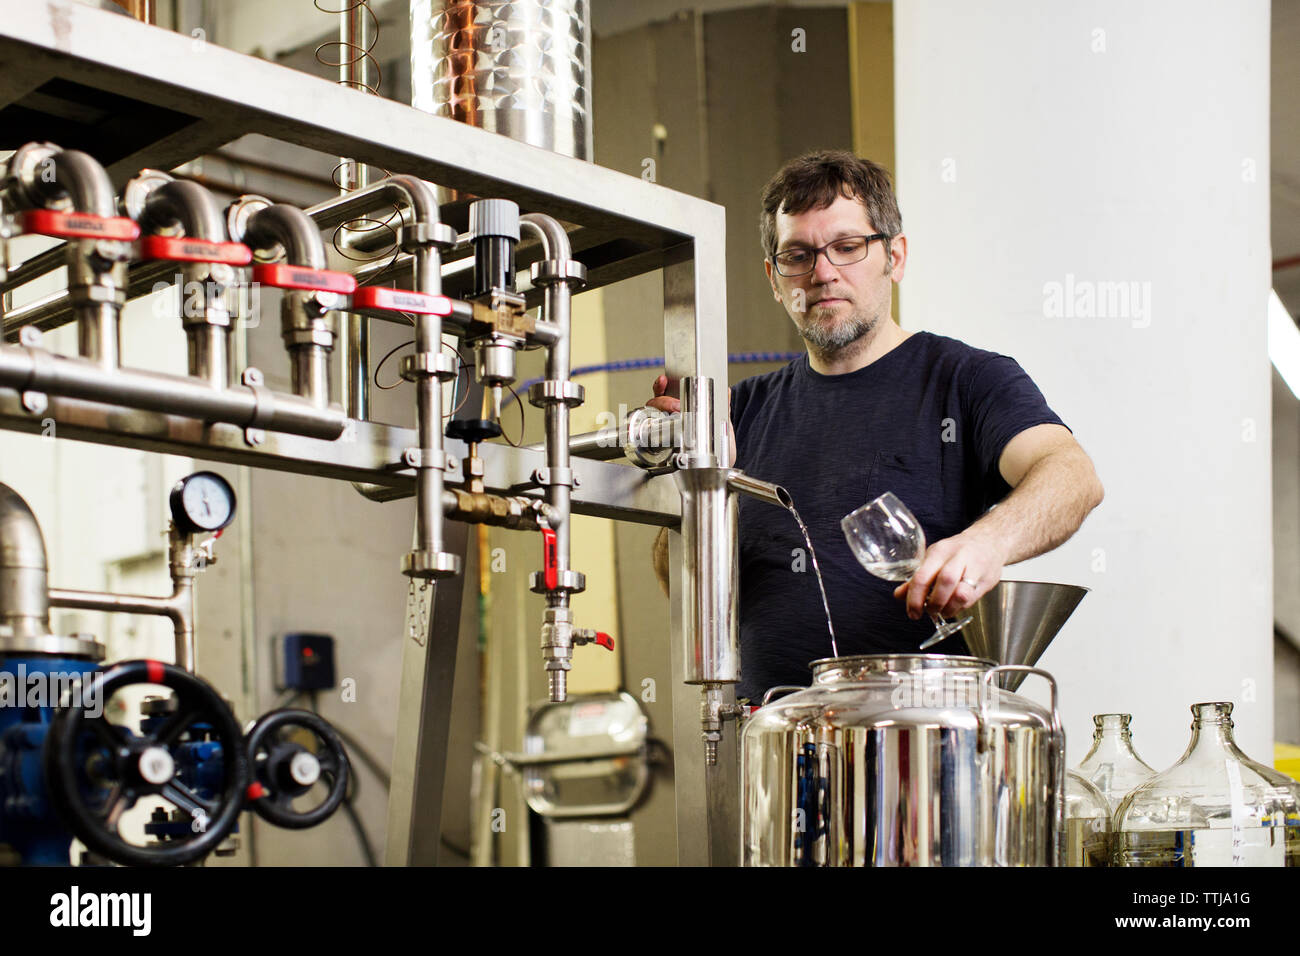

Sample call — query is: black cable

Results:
[499,381,525,447]
[307,690,377,866]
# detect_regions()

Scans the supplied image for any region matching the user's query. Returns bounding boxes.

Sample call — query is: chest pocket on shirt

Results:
[863,450,946,541]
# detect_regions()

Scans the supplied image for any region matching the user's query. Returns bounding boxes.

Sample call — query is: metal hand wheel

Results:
[244,709,349,829]
[43,659,249,867]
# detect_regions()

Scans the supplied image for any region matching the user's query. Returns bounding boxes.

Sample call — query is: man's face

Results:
[765,194,905,353]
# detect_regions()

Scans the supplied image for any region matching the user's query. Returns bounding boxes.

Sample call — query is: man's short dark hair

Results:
[759,150,903,262]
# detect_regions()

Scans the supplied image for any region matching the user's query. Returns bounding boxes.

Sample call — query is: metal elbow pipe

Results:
[243,204,327,268]
[307,175,441,235]
[520,213,572,263]
[139,179,227,241]
[139,178,234,388]
[0,483,51,639]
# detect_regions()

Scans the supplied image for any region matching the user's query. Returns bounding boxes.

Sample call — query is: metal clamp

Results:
[528,379,585,408]
[398,221,458,253]
[240,367,275,443]
[530,258,588,287]
[531,465,577,488]
[399,350,457,382]
[529,568,586,594]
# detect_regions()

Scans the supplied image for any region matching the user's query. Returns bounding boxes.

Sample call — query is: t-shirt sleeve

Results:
[964,354,1068,485]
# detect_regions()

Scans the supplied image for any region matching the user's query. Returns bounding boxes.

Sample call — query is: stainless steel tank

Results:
[741,655,1063,866]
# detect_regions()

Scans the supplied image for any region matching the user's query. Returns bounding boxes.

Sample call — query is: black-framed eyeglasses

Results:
[770,233,888,277]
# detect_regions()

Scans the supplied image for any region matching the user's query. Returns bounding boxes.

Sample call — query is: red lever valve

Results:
[349,287,453,316]
[251,263,357,295]
[139,235,252,266]
[21,209,139,242]
[540,527,558,591]
[574,629,614,651]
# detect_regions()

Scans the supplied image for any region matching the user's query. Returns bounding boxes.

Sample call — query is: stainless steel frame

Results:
[0,1,733,865]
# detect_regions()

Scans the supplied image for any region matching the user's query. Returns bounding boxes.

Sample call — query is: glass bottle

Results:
[1076,713,1157,812]
[1064,770,1111,866]
[1115,702,1300,867]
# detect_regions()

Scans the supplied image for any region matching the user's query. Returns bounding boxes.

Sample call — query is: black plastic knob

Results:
[445,418,502,444]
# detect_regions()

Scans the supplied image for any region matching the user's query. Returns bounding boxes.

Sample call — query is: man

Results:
[649,150,1103,703]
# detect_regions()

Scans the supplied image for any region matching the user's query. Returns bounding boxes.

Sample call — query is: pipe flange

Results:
[397,221,458,253]
[623,407,678,469]
[120,169,175,221]
[529,569,586,595]
[70,284,127,307]
[225,195,273,248]
[282,327,337,349]
[399,350,458,383]
[4,143,62,210]
[0,631,106,661]
[530,259,587,288]
[402,550,462,580]
[527,380,585,408]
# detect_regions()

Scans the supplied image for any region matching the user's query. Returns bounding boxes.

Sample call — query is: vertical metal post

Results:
[662,218,737,865]
[338,2,373,420]
[384,519,471,866]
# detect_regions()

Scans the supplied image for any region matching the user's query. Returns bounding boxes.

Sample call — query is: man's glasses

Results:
[770,233,889,277]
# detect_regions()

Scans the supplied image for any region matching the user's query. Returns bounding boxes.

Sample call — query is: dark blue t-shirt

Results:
[729,331,1067,702]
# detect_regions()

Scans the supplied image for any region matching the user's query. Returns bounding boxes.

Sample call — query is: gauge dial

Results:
[169,471,236,535]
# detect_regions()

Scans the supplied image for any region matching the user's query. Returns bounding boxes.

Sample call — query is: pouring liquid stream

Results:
[786,502,838,658]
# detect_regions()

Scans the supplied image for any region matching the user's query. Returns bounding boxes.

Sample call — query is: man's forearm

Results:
[965,449,1104,566]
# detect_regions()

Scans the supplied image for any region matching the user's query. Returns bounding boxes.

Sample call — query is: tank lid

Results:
[810,654,996,684]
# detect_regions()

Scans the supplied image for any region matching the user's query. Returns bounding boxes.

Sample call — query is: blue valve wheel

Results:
[43,660,249,867]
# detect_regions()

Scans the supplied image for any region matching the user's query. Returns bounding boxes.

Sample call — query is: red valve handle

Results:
[350,287,453,315]
[139,235,252,266]
[593,632,614,651]
[251,263,357,295]
[21,209,139,242]
[541,527,558,591]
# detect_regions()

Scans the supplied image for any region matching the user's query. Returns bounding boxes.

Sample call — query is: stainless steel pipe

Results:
[137,177,236,388]
[0,344,347,440]
[0,482,51,641]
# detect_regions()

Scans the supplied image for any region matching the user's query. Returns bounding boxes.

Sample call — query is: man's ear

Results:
[764,257,782,303]
[888,234,907,282]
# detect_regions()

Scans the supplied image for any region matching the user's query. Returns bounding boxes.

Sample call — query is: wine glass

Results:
[840,491,972,650]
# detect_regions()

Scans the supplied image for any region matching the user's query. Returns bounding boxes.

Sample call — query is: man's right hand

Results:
[646,374,736,465]
[647,374,680,414]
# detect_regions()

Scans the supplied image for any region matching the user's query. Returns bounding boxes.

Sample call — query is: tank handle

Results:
[760,685,806,707]
[982,665,1064,868]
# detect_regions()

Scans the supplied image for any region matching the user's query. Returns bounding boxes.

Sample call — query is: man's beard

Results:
[797,302,878,353]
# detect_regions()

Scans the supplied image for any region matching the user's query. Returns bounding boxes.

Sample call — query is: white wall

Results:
[894,0,1273,769]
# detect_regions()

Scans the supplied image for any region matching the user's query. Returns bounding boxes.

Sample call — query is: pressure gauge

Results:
[169,471,236,535]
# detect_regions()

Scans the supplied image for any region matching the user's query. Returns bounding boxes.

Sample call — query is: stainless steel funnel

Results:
[960,580,1087,690]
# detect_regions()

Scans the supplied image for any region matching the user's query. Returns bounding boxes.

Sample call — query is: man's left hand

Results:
[892,530,1007,620]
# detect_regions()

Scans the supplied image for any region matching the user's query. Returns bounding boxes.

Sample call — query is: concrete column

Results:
[895,0,1273,765]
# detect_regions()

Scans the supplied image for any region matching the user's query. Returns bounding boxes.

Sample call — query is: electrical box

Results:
[274,632,336,691]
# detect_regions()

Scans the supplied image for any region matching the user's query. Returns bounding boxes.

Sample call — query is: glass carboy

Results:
[1076,713,1156,811]
[1064,770,1111,866]
[1114,702,1300,867]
